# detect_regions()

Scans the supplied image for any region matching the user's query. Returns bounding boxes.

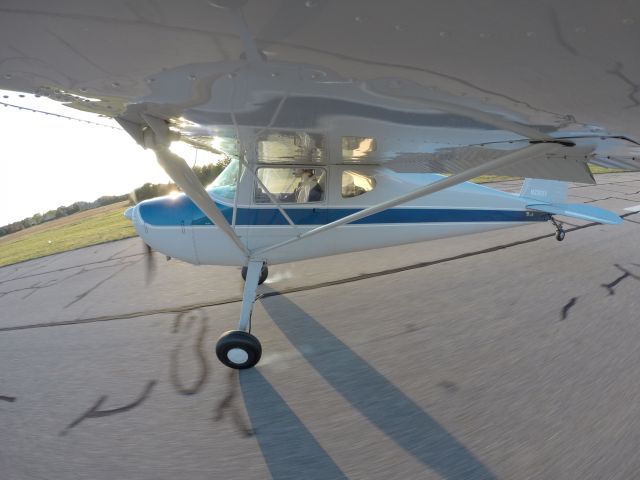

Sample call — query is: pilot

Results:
[295,168,323,203]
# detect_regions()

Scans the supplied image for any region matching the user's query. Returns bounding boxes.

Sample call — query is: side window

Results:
[342,136,377,161]
[342,170,375,198]
[255,167,326,204]
[257,131,325,163]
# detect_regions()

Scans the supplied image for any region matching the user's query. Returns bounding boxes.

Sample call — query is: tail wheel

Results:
[215,330,262,369]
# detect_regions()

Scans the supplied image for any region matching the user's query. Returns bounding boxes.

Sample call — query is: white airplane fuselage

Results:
[127,162,547,266]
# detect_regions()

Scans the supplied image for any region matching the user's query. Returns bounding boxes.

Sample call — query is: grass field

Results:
[0,201,136,267]
[0,166,625,268]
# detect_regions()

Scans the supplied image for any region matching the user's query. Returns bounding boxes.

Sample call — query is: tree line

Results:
[0,161,229,238]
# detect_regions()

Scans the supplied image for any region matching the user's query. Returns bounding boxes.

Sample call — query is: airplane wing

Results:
[0,0,638,179]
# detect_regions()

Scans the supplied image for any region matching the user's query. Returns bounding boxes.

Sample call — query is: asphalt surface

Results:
[1,173,640,480]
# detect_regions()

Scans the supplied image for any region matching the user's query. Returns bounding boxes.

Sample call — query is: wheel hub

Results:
[227,348,249,365]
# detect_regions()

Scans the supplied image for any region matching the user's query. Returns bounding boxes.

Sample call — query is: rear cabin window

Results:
[255,167,326,203]
[342,170,375,198]
[342,136,377,161]
[257,131,325,163]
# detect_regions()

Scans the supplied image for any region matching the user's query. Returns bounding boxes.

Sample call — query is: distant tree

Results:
[192,159,230,186]
[55,206,68,218]
[133,182,175,203]
[0,161,230,237]
[95,194,129,206]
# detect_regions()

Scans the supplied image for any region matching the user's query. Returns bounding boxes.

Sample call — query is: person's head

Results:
[295,168,315,178]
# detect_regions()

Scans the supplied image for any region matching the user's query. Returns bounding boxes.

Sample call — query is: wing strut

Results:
[120,114,250,259]
[254,142,566,256]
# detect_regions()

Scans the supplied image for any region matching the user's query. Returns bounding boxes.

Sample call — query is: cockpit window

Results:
[255,167,326,203]
[257,131,325,163]
[208,158,241,199]
[342,136,377,161]
[342,170,375,198]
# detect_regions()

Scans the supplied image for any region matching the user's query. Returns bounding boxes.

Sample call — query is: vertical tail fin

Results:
[519,178,567,204]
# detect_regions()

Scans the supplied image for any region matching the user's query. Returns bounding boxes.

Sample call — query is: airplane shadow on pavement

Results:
[239,288,496,480]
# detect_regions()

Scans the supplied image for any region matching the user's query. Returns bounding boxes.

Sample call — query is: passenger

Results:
[295,169,323,202]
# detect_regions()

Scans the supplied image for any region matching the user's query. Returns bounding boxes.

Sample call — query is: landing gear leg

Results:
[550,216,566,241]
[216,260,264,369]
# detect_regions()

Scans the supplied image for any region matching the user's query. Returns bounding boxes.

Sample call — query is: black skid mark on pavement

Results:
[561,297,578,320]
[0,395,16,402]
[169,310,209,395]
[607,62,640,109]
[437,380,459,393]
[213,370,254,437]
[59,380,156,436]
[601,264,640,296]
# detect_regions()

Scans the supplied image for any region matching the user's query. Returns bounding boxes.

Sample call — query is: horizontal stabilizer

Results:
[526,203,622,225]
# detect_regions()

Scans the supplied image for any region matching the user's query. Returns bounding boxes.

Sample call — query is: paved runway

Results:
[2,173,640,479]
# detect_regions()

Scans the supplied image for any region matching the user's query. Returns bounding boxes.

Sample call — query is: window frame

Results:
[253,165,328,205]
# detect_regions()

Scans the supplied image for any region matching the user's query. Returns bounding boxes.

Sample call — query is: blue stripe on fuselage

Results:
[137,195,549,226]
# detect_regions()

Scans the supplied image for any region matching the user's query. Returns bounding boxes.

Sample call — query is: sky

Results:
[0,90,219,226]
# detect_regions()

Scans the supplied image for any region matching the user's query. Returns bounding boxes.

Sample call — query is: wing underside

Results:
[0,0,638,185]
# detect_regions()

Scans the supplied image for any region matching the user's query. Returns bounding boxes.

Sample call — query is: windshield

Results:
[208,158,241,200]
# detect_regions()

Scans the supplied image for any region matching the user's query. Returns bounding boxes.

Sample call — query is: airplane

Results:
[1,1,638,369]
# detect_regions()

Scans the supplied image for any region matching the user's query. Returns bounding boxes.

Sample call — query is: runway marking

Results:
[59,380,156,436]
[624,204,640,212]
[1,210,638,334]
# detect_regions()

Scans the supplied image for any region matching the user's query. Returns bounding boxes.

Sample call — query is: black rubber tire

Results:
[556,230,565,241]
[215,330,262,369]
[241,265,269,285]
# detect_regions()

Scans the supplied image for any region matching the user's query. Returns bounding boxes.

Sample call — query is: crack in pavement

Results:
[1,262,131,301]
[569,179,640,189]
[569,195,640,205]
[585,186,640,196]
[601,264,640,296]
[59,380,157,436]
[0,252,143,286]
[1,211,638,333]
[64,261,138,308]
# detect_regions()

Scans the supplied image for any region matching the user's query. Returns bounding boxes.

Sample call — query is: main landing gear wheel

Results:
[216,330,262,369]
[241,264,268,285]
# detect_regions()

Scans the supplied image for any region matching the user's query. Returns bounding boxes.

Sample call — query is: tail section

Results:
[526,203,622,225]
[521,178,622,225]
